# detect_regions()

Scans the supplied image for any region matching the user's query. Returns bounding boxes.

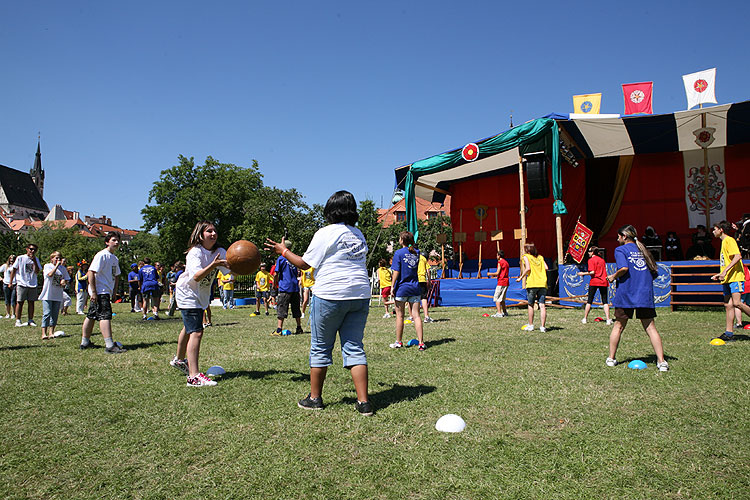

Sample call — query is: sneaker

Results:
[3,314,8,319]
[142,316,148,321]
[606,319,613,325]
[295,326,304,335]
[205,322,212,328]
[355,400,374,416]
[27,320,37,327]
[153,315,160,321]
[657,361,669,372]
[424,316,434,323]
[105,344,127,354]
[265,312,269,316]
[187,373,217,387]
[298,394,323,410]
[522,324,534,332]
[389,341,403,349]
[300,312,305,319]
[170,357,189,375]
[717,332,734,342]
[407,317,413,322]
[606,357,617,367]
[10,314,15,319]
[270,330,282,337]
[382,313,391,319]
[15,320,26,327]
[539,326,547,333]
[581,318,587,324]
[79,342,98,350]
[734,323,743,330]
[418,343,426,351]
[490,312,503,318]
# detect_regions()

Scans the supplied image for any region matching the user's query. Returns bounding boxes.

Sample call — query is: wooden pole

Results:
[458,209,464,278]
[441,243,445,277]
[477,217,483,278]
[701,112,711,229]
[518,156,527,268]
[556,215,564,265]
[494,207,500,253]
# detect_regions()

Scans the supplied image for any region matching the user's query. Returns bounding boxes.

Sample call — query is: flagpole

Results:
[518,156,527,268]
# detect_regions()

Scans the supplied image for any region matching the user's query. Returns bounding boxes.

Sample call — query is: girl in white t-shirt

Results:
[39,251,70,339]
[171,221,228,387]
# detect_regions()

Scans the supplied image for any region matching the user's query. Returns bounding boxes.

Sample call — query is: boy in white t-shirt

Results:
[9,244,41,327]
[80,232,126,354]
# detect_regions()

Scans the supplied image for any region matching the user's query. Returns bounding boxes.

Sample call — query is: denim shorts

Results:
[309,296,368,368]
[526,287,546,306]
[395,295,420,304]
[723,282,745,296]
[42,300,61,327]
[181,308,204,334]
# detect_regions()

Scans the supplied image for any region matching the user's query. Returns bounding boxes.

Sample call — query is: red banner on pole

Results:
[568,221,594,263]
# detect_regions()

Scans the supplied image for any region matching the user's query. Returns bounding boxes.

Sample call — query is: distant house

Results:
[377,196,451,228]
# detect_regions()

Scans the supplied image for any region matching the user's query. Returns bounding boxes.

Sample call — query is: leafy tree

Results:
[141,155,264,266]
[357,199,391,268]
[118,232,165,269]
[385,215,454,263]
[0,232,27,264]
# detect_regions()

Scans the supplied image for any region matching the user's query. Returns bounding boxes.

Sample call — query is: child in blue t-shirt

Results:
[606,224,668,372]
[389,231,425,351]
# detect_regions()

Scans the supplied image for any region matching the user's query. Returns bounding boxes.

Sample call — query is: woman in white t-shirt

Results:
[170,221,228,387]
[266,191,373,416]
[38,251,70,340]
[1,254,17,318]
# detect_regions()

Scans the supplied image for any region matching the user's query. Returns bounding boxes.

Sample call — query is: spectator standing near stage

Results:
[578,246,612,325]
[417,252,433,323]
[488,250,509,318]
[377,259,393,318]
[218,269,235,309]
[710,220,750,341]
[10,244,41,327]
[299,266,315,318]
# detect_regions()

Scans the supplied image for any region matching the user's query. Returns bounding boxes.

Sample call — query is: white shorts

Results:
[493,286,508,302]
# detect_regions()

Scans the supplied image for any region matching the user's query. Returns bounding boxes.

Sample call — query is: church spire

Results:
[30,135,45,197]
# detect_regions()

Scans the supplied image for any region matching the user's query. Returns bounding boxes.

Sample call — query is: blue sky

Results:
[2,1,748,230]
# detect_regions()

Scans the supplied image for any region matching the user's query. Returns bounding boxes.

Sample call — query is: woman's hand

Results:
[210,253,227,269]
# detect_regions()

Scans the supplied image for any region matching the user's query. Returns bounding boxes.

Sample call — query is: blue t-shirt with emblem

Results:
[139,264,160,293]
[275,255,300,293]
[391,247,421,298]
[612,242,655,308]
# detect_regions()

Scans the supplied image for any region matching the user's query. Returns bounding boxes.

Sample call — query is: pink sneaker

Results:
[186,373,217,387]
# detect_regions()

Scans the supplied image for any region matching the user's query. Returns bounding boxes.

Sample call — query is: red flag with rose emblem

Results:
[622,82,653,115]
[567,220,594,263]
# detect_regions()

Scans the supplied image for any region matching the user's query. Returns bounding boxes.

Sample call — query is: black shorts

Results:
[419,282,429,300]
[276,291,301,319]
[587,286,609,304]
[86,294,113,321]
[614,307,657,321]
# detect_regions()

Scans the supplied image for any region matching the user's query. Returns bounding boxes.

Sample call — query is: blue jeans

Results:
[309,296,369,368]
[221,289,234,308]
[42,300,61,327]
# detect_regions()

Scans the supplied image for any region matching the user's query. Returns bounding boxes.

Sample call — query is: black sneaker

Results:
[295,326,304,335]
[79,342,97,350]
[717,333,734,342]
[355,400,374,416]
[105,344,127,354]
[298,394,323,410]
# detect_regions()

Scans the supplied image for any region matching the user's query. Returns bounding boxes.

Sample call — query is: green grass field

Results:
[1,301,748,500]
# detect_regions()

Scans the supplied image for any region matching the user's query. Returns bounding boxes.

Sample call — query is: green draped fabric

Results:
[404,118,567,241]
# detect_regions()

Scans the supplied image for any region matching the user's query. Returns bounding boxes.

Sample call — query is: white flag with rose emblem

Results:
[682,68,717,110]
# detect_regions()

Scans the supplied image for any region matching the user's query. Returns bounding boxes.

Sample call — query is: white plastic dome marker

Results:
[435,414,466,433]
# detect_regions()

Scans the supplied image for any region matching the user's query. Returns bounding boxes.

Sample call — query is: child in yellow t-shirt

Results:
[299,267,315,317]
[377,259,394,318]
[517,242,548,333]
[254,263,273,316]
[711,221,750,340]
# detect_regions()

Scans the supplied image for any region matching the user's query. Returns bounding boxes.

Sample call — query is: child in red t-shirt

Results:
[577,246,612,325]
[488,250,510,317]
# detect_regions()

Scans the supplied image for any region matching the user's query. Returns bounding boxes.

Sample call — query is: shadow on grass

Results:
[428,318,451,323]
[222,369,310,382]
[727,334,750,342]
[619,353,679,365]
[124,340,177,351]
[424,337,455,348]
[342,383,437,411]
[209,322,240,327]
[0,344,51,352]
